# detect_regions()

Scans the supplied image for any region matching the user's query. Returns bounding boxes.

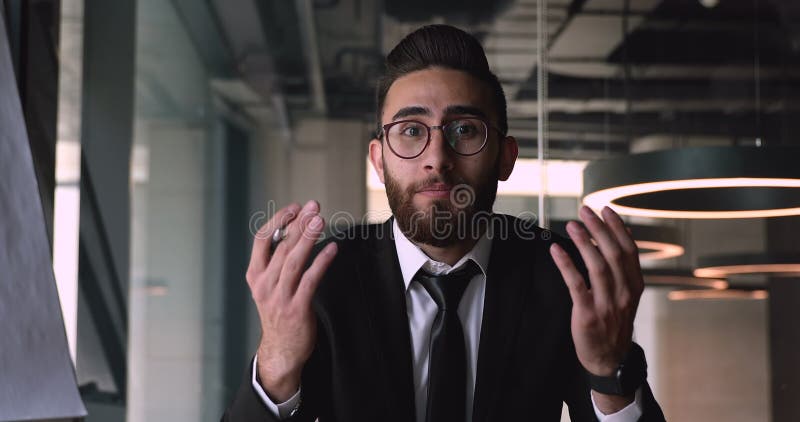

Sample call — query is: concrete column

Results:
[766,216,800,422]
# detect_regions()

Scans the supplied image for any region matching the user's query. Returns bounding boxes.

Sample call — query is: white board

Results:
[0,9,87,421]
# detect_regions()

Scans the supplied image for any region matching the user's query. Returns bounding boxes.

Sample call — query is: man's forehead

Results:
[382,69,495,121]
[389,105,490,122]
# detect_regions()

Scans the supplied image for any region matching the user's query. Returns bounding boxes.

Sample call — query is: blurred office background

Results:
[3,0,800,420]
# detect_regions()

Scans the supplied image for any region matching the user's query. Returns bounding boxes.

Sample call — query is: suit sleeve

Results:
[562,342,665,421]
[251,355,302,418]
[221,321,331,422]
[221,240,337,422]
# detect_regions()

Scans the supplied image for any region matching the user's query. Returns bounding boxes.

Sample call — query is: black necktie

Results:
[415,260,481,422]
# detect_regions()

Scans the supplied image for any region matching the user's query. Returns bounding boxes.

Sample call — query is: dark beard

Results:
[384,165,499,247]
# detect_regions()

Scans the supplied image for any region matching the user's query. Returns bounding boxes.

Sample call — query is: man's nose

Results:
[421,128,455,172]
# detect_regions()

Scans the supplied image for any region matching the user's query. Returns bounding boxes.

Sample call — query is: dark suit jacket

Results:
[223,215,665,421]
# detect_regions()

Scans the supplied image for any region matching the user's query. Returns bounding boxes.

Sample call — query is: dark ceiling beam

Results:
[566,0,588,17]
[511,111,795,141]
[514,137,628,155]
[170,0,236,77]
[515,73,800,100]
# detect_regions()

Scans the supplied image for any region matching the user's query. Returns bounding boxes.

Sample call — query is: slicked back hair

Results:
[376,24,508,137]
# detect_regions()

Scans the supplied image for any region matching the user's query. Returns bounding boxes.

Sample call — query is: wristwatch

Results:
[587,343,647,396]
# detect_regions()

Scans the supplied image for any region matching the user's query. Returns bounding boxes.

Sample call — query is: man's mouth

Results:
[417,183,453,198]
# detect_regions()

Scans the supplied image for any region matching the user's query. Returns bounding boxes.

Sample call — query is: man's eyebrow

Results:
[443,105,488,119]
[390,105,489,122]
[391,106,431,121]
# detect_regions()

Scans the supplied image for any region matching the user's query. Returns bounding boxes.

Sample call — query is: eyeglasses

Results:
[380,117,505,159]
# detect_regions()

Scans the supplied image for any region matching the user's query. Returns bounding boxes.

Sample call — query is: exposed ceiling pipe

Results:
[295,0,328,115]
[209,0,294,143]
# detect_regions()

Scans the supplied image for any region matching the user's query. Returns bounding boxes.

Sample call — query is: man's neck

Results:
[412,221,489,266]
[416,237,481,267]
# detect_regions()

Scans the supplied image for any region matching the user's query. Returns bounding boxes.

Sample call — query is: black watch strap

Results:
[587,343,647,396]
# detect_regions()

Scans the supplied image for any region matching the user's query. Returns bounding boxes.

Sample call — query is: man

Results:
[223,25,664,421]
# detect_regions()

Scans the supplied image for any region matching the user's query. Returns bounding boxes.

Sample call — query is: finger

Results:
[248,203,301,278]
[579,206,631,303]
[294,241,338,307]
[600,207,637,257]
[566,220,614,310]
[550,243,593,308]
[277,214,326,298]
[601,207,645,297]
[265,200,320,291]
[266,200,319,268]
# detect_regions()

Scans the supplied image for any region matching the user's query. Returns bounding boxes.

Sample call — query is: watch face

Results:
[588,344,648,396]
[619,345,647,394]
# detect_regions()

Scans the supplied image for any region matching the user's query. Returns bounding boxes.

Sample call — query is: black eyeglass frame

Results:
[379,117,506,159]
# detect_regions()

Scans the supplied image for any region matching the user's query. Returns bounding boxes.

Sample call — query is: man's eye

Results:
[453,124,477,136]
[402,126,423,136]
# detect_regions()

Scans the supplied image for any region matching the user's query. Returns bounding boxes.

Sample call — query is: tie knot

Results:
[415,260,481,311]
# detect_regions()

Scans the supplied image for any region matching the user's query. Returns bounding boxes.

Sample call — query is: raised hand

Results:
[246,200,338,402]
[549,206,644,409]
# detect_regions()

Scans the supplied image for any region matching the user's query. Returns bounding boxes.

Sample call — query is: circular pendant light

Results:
[628,224,684,261]
[694,253,800,278]
[642,268,728,290]
[667,289,768,301]
[582,146,800,219]
[641,269,766,301]
[548,221,684,262]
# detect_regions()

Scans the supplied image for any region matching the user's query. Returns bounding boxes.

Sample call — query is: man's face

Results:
[368,67,518,246]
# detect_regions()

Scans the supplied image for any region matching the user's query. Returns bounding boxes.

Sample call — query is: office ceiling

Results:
[172,0,800,159]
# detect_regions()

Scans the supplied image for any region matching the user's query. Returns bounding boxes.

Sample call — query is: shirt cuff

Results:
[591,387,643,422]
[251,354,302,419]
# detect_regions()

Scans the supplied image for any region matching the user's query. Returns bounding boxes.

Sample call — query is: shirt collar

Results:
[392,218,492,291]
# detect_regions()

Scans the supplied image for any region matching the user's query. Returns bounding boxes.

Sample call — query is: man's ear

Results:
[368,139,386,184]
[498,135,518,181]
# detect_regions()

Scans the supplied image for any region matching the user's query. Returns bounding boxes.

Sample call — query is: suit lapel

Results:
[359,219,418,422]
[471,218,535,422]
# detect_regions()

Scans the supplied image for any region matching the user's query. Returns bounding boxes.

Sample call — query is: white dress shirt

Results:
[252,220,643,421]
